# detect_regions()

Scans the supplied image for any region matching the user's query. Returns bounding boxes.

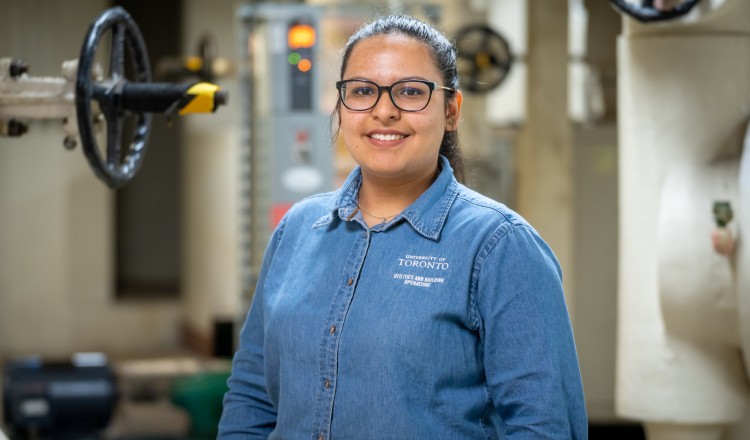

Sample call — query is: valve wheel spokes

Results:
[455,25,512,94]
[77,6,152,188]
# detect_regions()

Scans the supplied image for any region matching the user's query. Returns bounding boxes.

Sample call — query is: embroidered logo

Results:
[393,254,448,288]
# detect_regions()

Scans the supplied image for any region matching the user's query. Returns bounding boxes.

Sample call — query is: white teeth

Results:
[370,133,405,141]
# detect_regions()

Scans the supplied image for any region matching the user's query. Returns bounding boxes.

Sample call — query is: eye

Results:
[394,82,428,98]
[351,85,376,96]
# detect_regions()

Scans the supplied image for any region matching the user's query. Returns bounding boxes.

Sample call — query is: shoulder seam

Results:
[468,223,534,330]
[454,192,516,224]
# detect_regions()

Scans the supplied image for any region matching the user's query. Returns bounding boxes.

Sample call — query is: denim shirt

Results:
[219,157,587,439]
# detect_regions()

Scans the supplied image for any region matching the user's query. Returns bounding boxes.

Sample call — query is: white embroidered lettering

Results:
[404,279,431,288]
[394,254,449,288]
[398,259,449,270]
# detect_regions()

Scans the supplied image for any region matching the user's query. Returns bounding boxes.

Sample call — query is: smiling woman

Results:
[219,15,587,440]
[335,32,459,209]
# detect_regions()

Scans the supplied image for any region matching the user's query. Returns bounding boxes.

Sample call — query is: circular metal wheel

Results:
[609,0,702,23]
[76,6,152,188]
[455,25,512,94]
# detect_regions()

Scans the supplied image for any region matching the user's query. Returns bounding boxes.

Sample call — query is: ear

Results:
[446,90,463,131]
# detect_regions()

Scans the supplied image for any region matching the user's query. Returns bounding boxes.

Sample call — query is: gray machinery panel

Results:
[239,4,333,292]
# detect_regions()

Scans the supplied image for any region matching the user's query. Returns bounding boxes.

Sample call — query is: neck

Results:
[357,167,439,226]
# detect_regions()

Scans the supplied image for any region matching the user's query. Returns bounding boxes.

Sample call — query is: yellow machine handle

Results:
[178,82,227,115]
[119,81,228,115]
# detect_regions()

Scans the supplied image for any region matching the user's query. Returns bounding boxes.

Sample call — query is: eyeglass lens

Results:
[340,80,433,112]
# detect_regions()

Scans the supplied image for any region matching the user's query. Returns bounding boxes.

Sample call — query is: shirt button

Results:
[329,325,336,334]
[347,278,353,286]
[324,378,331,389]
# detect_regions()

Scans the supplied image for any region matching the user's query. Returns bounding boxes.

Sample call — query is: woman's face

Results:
[339,34,462,185]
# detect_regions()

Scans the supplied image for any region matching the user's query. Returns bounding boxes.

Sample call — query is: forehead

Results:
[343,34,441,82]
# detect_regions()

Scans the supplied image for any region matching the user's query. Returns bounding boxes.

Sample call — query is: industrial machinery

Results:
[0,6,228,188]
[609,0,702,22]
[3,353,117,439]
[454,24,513,94]
[238,3,334,289]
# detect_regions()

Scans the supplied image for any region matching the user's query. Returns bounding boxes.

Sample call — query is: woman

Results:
[219,15,587,439]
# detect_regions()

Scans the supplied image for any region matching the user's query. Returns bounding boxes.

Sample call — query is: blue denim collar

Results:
[312,156,459,241]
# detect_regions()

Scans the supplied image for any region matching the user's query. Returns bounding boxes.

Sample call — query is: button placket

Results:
[311,227,371,439]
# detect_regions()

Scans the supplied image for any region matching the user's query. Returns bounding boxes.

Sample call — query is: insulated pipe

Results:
[615,0,750,434]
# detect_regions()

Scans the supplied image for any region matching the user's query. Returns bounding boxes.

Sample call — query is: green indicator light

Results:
[288,52,301,65]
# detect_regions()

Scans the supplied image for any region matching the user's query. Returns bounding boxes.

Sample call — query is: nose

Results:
[371,88,400,120]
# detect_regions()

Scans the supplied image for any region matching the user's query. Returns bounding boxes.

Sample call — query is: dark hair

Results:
[333,15,466,183]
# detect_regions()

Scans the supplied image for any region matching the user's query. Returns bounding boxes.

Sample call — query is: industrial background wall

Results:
[4,0,738,436]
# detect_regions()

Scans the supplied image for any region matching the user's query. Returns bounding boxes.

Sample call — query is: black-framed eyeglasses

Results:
[335,79,455,112]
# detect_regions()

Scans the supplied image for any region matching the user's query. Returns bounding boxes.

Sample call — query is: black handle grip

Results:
[120,82,192,113]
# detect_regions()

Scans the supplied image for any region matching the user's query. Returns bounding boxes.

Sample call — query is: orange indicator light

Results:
[288,24,316,49]
[297,59,312,72]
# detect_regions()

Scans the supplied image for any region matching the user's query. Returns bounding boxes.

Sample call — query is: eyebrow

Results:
[342,76,433,83]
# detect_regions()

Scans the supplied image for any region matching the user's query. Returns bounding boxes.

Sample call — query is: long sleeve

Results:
[475,224,588,439]
[218,218,287,439]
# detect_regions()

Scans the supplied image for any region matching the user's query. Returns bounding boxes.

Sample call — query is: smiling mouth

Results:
[369,133,406,141]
